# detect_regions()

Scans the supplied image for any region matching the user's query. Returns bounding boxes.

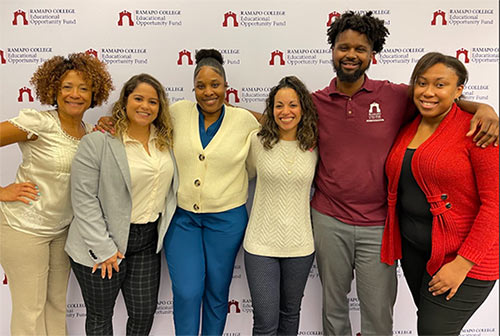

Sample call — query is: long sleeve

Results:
[70,134,118,263]
[457,142,499,266]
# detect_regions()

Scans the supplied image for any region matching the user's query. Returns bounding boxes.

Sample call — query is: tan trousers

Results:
[0,210,70,336]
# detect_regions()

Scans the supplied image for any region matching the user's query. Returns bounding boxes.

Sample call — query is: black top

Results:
[397,148,433,252]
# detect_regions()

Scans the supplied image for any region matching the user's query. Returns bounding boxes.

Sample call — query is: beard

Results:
[333,60,370,83]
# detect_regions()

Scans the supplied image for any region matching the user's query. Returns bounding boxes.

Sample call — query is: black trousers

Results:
[70,222,161,336]
[401,236,496,336]
[244,251,314,336]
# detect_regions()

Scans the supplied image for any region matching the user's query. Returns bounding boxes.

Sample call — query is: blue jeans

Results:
[164,205,248,336]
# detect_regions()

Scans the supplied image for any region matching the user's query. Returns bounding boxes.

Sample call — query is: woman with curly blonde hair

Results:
[65,73,178,335]
[0,52,112,336]
[244,76,318,335]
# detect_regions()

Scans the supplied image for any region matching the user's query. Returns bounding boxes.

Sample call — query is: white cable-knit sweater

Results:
[244,130,318,257]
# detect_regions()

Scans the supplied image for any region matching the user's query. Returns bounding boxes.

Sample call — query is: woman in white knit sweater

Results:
[244,76,318,336]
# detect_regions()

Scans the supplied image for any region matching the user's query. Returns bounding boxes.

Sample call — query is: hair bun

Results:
[195,49,224,65]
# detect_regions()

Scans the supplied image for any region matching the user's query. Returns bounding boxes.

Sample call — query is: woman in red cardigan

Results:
[381,52,498,335]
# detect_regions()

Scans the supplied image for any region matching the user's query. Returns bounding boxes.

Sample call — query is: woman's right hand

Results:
[0,182,39,204]
[94,116,115,134]
[92,251,125,279]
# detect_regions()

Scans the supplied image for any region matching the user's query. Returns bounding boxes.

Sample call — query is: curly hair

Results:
[258,76,317,151]
[194,49,226,82]
[327,11,389,53]
[30,52,113,108]
[111,74,173,151]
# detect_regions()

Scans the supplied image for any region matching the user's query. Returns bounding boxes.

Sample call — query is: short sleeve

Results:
[8,109,50,138]
[396,83,417,123]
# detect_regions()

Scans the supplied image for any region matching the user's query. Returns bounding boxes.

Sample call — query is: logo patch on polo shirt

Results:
[366,102,385,122]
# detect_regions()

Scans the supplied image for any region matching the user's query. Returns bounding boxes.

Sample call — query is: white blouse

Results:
[123,127,174,224]
[1,109,92,237]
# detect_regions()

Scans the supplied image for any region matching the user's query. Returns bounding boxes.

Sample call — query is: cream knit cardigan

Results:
[170,100,260,213]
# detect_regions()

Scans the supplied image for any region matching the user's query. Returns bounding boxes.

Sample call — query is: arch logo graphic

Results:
[431,10,447,25]
[177,49,194,65]
[269,50,285,66]
[12,8,78,26]
[118,10,134,26]
[456,47,499,64]
[326,11,341,26]
[118,9,182,27]
[223,10,287,28]
[431,8,495,26]
[222,11,238,27]
[18,87,35,102]
[86,48,98,59]
[226,88,240,104]
[12,9,28,25]
[0,50,6,64]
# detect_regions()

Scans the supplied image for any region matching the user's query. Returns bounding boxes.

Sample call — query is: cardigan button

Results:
[198,154,205,161]
[441,194,448,200]
[445,202,452,209]
[193,204,200,211]
[194,179,201,187]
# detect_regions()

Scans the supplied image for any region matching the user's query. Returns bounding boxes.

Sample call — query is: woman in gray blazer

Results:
[65,74,178,336]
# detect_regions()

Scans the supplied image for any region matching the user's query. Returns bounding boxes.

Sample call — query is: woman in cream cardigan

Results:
[163,49,260,336]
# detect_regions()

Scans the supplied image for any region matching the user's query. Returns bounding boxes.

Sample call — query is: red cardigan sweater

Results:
[381,104,499,280]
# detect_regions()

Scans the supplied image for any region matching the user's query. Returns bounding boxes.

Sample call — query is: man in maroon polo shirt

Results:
[310,11,499,336]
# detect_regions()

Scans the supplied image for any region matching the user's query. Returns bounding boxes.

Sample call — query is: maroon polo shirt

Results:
[311,76,415,226]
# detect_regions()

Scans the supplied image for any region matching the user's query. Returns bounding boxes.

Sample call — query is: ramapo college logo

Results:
[155,299,173,316]
[17,86,35,103]
[165,86,185,103]
[12,8,77,26]
[226,88,240,104]
[456,47,499,64]
[86,47,149,65]
[463,83,490,102]
[228,298,253,313]
[431,8,495,26]
[0,50,7,64]
[66,302,86,319]
[235,86,272,104]
[269,49,332,66]
[375,47,426,65]
[221,10,287,28]
[117,9,182,27]
[1,47,52,65]
[326,9,392,26]
[176,49,241,66]
[177,49,194,65]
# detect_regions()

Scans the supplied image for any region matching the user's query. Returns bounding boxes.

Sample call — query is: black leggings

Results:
[244,251,314,336]
[401,236,496,336]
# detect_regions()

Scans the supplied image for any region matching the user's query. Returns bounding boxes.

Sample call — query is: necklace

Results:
[280,140,298,175]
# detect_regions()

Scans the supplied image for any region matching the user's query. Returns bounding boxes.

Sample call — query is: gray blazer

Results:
[65,131,178,267]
